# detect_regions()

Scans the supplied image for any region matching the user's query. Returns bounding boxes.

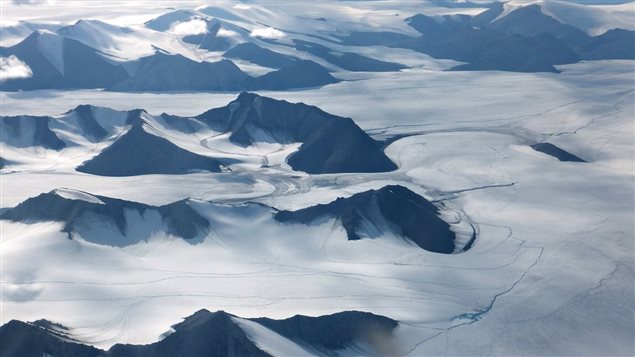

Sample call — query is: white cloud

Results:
[233,4,250,10]
[169,18,208,36]
[0,56,33,82]
[216,27,239,38]
[250,27,285,39]
[10,0,55,5]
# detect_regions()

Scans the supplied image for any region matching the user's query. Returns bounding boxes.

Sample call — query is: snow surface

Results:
[36,30,64,75]
[0,1,634,355]
[233,317,317,356]
[52,188,105,204]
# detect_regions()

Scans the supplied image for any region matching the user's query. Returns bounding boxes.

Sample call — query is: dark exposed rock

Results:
[0,320,104,357]
[0,115,66,150]
[0,31,128,91]
[275,185,456,254]
[579,29,635,60]
[224,42,297,68]
[108,310,270,357]
[76,123,222,176]
[488,5,590,48]
[250,60,339,90]
[253,311,398,352]
[401,16,574,73]
[333,31,416,47]
[184,22,232,51]
[65,105,108,141]
[293,39,406,72]
[530,143,587,162]
[2,309,399,357]
[196,92,396,174]
[110,52,250,92]
[0,189,210,244]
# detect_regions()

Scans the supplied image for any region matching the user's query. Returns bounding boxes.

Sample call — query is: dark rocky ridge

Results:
[488,5,591,48]
[183,22,233,51]
[196,92,397,174]
[0,189,210,244]
[387,5,633,73]
[65,104,109,141]
[253,311,398,352]
[1,310,398,357]
[292,39,406,72]
[108,310,269,357]
[0,320,103,357]
[530,143,587,162]
[109,52,250,92]
[579,28,635,60]
[333,31,415,47]
[0,115,66,150]
[224,42,297,69]
[76,122,222,176]
[275,185,457,254]
[249,60,339,90]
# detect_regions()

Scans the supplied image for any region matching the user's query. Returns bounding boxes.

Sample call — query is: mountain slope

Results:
[293,39,406,72]
[0,320,103,357]
[249,60,339,90]
[1,310,399,357]
[275,185,458,254]
[224,42,297,69]
[1,189,210,245]
[196,92,396,174]
[0,31,128,91]
[76,120,222,176]
[488,4,590,47]
[579,29,635,60]
[0,115,66,150]
[110,52,250,92]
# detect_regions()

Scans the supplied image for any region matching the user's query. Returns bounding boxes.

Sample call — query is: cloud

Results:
[0,56,33,82]
[169,18,208,36]
[250,27,285,39]
[11,0,56,5]
[216,28,240,38]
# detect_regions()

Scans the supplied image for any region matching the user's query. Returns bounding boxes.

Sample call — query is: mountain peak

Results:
[276,185,459,253]
[234,91,260,103]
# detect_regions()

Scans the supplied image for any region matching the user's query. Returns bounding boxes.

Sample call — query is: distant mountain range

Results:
[0,310,398,357]
[0,93,396,175]
[1,2,632,91]
[1,184,465,253]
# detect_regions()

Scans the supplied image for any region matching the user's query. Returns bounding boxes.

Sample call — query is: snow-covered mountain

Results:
[1,93,395,175]
[1,0,633,356]
[0,31,128,90]
[1,310,398,356]
[2,0,631,92]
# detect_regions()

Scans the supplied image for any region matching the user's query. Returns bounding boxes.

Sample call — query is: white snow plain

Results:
[1,1,634,356]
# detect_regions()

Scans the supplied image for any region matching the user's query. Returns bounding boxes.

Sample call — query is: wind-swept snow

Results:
[0,1,633,355]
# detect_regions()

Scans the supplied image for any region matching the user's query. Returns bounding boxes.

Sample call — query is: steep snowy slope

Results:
[0,21,62,46]
[76,122,223,176]
[0,31,128,90]
[498,0,635,36]
[56,19,201,62]
[1,189,210,245]
[0,115,66,150]
[276,185,462,254]
[1,310,398,357]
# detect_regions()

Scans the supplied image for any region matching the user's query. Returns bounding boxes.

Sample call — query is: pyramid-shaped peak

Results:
[234,91,260,103]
